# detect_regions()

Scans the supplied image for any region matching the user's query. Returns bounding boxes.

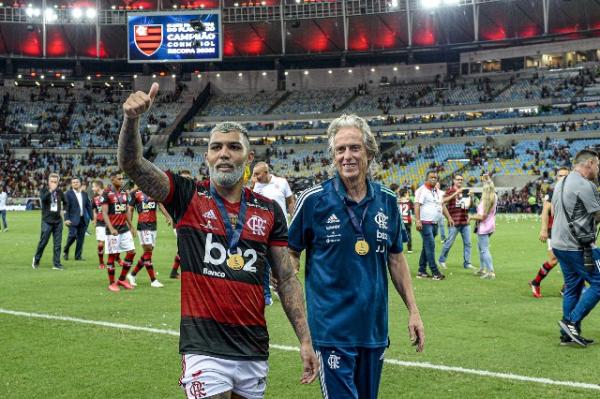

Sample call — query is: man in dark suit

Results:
[33,173,67,270]
[63,177,92,261]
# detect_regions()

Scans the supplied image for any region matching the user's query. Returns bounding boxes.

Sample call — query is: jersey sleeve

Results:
[128,192,137,207]
[269,200,288,247]
[100,191,109,205]
[388,196,404,254]
[282,179,293,198]
[414,187,425,205]
[287,189,314,253]
[163,172,196,224]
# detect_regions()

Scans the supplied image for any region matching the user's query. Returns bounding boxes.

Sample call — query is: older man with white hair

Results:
[288,113,424,399]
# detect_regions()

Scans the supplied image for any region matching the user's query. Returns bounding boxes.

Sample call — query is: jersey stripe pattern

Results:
[93,195,105,226]
[164,172,288,361]
[100,187,129,234]
[129,189,158,231]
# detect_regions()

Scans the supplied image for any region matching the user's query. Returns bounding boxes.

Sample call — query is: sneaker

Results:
[407,250,413,254]
[529,281,542,298]
[439,262,447,269]
[32,257,39,269]
[432,273,446,281]
[558,319,587,347]
[150,280,164,288]
[170,272,180,279]
[416,272,432,279]
[98,264,106,270]
[560,335,595,346]
[63,252,68,261]
[481,272,496,279]
[117,279,134,290]
[53,264,64,270]
[464,264,475,270]
[3,228,7,232]
[108,282,120,292]
[265,297,273,306]
[127,273,138,287]
[475,269,485,276]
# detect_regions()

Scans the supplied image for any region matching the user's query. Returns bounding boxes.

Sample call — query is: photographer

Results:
[438,173,473,270]
[552,149,600,347]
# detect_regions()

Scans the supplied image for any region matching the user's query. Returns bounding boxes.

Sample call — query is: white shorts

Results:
[138,230,157,246]
[95,226,106,242]
[547,238,552,252]
[105,231,135,254]
[179,354,268,399]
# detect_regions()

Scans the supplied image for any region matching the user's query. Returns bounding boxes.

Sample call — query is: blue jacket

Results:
[64,189,92,227]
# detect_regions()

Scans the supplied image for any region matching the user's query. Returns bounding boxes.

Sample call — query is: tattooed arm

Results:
[118,83,170,203]
[270,246,319,384]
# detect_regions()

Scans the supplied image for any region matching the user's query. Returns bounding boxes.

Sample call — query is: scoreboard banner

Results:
[127,11,221,63]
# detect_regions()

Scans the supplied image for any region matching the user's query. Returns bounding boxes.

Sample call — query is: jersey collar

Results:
[334,173,374,206]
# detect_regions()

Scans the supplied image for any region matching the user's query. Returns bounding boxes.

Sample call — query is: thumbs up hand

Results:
[123,82,159,119]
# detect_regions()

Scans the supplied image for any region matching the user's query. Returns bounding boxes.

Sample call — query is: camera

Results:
[583,247,595,272]
[571,224,597,271]
[462,189,470,196]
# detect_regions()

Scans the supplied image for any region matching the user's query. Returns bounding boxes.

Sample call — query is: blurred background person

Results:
[469,179,498,279]
[33,173,66,270]
[63,177,92,261]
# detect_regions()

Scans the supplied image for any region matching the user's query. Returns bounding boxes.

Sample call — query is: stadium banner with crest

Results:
[127,11,221,63]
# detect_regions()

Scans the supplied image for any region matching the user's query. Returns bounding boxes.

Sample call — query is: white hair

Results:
[327,114,379,177]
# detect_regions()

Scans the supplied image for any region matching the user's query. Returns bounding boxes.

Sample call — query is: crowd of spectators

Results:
[0,147,116,199]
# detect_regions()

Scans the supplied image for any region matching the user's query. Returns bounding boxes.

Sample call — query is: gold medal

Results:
[355,240,370,255]
[226,254,245,270]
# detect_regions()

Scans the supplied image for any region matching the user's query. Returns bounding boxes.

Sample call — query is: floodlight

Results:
[44,8,57,22]
[421,0,441,9]
[85,8,96,19]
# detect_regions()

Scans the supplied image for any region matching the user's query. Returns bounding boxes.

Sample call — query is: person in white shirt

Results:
[0,185,8,232]
[251,162,296,305]
[251,162,295,218]
[414,171,454,280]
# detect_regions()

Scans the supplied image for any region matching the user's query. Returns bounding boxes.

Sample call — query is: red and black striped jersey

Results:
[398,198,413,224]
[100,186,129,234]
[92,195,105,226]
[128,189,158,231]
[164,172,288,361]
[545,189,554,232]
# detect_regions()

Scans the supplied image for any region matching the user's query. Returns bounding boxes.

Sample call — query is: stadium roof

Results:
[1,0,599,67]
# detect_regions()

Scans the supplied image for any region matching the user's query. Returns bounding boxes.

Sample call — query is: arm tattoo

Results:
[118,117,169,202]
[270,246,312,345]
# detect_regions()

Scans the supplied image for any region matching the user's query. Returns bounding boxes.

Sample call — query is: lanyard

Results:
[333,177,370,241]
[210,184,247,252]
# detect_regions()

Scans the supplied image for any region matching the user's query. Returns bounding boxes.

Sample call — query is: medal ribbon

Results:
[333,177,370,241]
[210,184,247,253]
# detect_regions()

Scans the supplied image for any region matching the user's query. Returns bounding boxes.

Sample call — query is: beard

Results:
[208,161,246,188]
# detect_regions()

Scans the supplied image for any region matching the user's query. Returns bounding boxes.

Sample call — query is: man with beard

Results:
[118,83,318,398]
[288,114,425,399]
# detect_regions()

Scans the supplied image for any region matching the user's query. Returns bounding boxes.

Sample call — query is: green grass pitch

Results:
[1,211,599,398]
